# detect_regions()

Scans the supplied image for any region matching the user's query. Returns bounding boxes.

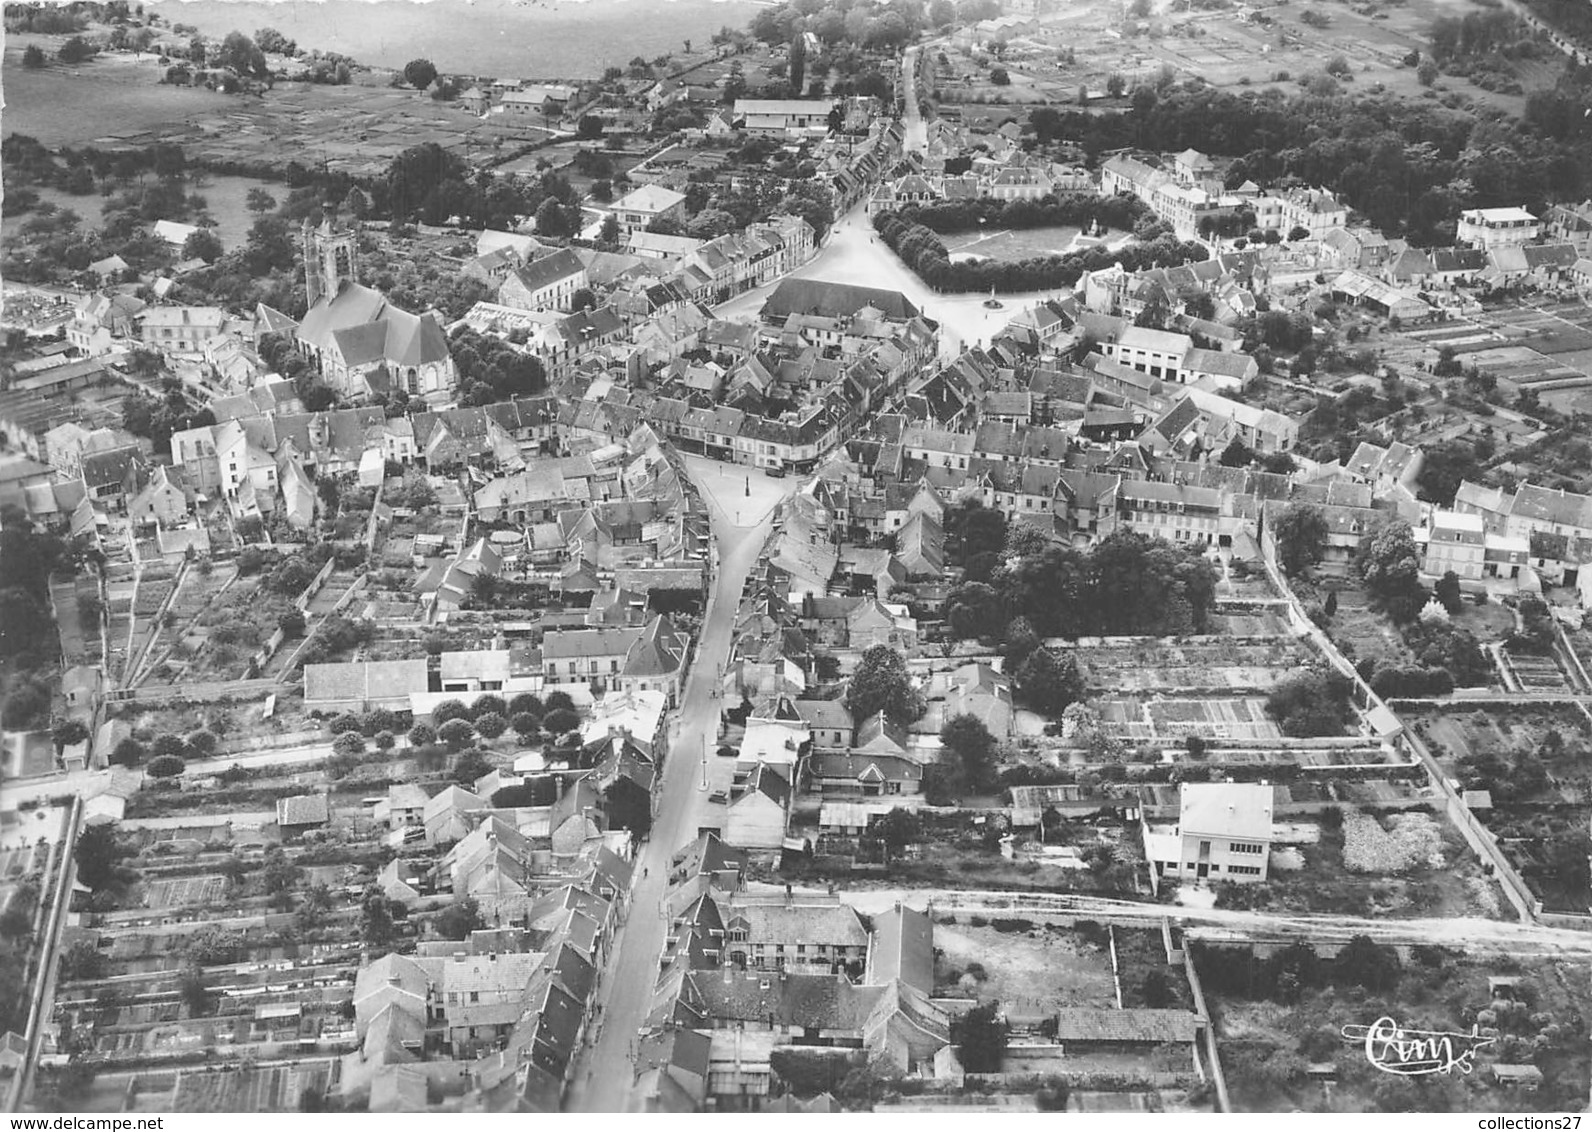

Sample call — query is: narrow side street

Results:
[564,462,797,1112]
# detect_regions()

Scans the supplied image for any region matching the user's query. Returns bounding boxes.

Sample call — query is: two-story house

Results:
[1143,782,1273,886]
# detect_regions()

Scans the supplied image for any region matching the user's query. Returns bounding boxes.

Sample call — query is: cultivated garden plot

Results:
[147,574,296,686]
[1076,637,1316,695]
[1413,704,1592,804]
[1500,647,1571,691]
[1417,701,1592,912]
[138,875,228,910]
[1097,697,1284,742]
[170,1061,335,1113]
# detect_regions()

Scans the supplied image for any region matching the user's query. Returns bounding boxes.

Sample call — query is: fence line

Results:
[1258,524,1536,923]
[1181,945,1230,1113]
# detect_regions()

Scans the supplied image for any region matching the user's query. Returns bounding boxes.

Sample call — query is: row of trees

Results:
[404,692,580,751]
[107,727,220,769]
[894,191,1152,236]
[873,209,1207,293]
[748,0,926,52]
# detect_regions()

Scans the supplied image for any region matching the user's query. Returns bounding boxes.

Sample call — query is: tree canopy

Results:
[403,58,438,90]
[1270,502,1328,576]
[1358,519,1427,622]
[75,824,127,892]
[955,1002,1009,1073]
[995,530,1218,638]
[844,646,925,725]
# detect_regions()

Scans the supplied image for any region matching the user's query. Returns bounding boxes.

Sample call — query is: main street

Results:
[902,42,928,157]
[564,461,798,1112]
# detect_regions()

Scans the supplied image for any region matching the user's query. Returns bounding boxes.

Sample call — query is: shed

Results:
[277,793,330,832]
[1492,1064,1543,1090]
[1366,704,1402,741]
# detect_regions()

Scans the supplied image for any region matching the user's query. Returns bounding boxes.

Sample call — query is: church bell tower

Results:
[301,216,358,309]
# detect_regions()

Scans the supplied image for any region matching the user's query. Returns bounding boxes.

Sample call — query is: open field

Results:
[3,38,223,146]
[3,44,507,175]
[934,917,1116,1016]
[932,0,1556,123]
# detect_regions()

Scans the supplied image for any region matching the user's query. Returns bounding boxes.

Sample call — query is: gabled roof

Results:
[737,761,791,807]
[762,279,920,323]
[725,900,869,948]
[866,904,934,992]
[508,248,587,297]
[614,183,687,214]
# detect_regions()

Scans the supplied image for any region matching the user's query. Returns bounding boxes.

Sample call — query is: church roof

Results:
[298,281,451,369]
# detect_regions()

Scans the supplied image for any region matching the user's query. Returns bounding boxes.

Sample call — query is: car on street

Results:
[708,790,729,804]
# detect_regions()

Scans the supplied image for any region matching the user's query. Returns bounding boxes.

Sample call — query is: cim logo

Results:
[1342,1017,1495,1076]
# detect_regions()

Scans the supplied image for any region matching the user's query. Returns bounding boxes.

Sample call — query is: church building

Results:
[267,218,458,404]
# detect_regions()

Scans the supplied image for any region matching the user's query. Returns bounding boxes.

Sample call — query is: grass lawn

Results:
[944,224,1091,262]
[1448,599,1517,645]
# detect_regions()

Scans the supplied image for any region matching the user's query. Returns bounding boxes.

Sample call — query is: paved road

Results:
[565,463,797,1112]
[902,43,927,156]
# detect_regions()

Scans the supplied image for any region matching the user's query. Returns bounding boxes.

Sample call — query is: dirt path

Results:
[836,888,1592,956]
